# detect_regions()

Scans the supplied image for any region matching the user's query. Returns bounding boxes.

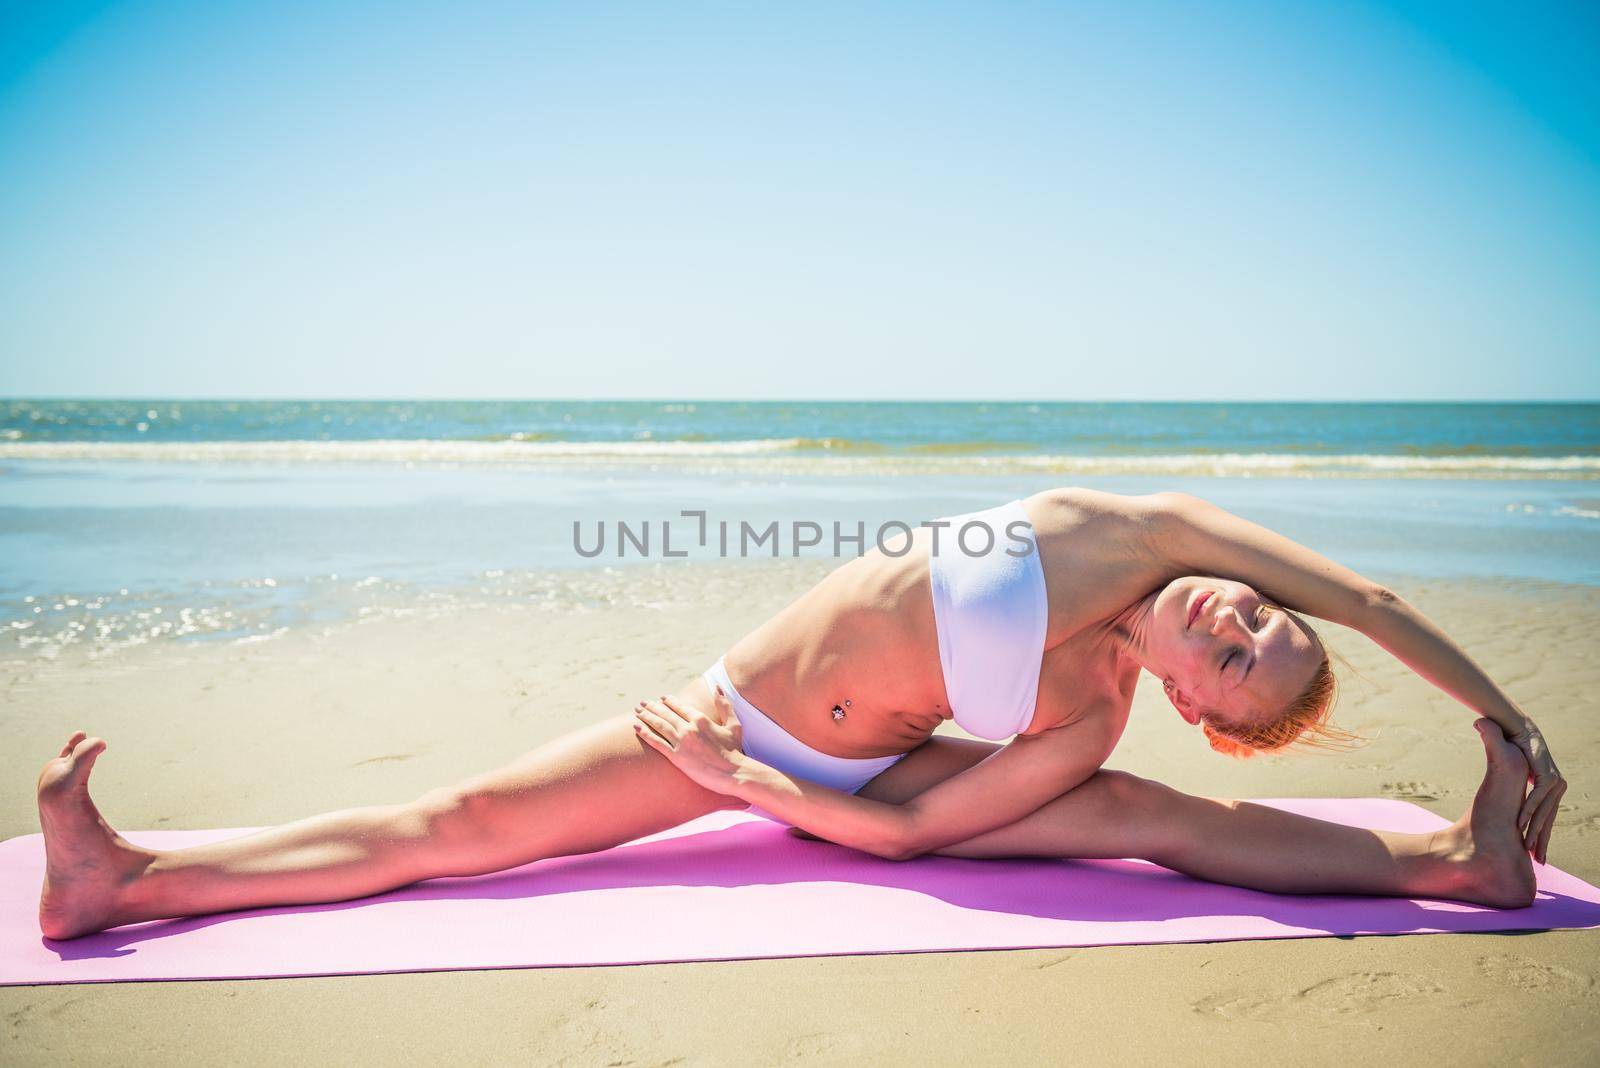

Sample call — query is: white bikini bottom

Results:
[700,657,906,806]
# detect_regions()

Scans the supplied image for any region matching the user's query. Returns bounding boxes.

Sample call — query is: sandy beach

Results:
[3,560,1596,1065]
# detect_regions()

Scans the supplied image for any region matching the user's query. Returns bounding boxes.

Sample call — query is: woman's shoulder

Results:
[1025,489,1175,600]
[1023,487,1180,532]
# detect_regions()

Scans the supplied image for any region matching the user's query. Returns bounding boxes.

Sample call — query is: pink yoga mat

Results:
[4,798,1598,986]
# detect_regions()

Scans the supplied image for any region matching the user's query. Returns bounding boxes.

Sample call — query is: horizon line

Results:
[5,395,1599,406]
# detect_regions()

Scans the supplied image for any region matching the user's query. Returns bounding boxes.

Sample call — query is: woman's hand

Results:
[633,687,745,796]
[1506,718,1565,864]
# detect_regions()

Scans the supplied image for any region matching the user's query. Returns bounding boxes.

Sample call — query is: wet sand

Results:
[2,561,1597,1064]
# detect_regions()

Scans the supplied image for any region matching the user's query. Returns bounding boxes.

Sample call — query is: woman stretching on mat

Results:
[36,489,1564,939]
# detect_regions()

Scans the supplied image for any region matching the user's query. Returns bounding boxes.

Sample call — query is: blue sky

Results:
[1,1,1596,401]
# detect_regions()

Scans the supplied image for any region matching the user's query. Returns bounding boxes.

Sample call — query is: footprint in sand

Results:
[785,1033,839,1059]
[1475,955,1597,999]
[1381,781,1445,802]
[1194,971,1447,1022]
[1565,813,1600,837]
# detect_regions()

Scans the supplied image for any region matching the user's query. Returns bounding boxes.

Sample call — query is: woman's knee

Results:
[408,784,501,846]
[1084,769,1172,818]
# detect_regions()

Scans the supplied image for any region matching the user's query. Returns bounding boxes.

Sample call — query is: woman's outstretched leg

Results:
[860,719,1536,908]
[36,683,741,940]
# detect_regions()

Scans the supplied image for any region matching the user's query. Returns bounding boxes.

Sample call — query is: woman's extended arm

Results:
[633,691,1117,860]
[1154,492,1567,862]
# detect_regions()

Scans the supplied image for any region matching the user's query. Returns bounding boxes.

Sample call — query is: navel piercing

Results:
[831,698,852,721]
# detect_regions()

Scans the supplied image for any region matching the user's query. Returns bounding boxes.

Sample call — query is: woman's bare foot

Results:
[36,732,155,939]
[1427,720,1538,909]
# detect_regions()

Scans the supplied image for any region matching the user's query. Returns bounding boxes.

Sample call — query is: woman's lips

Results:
[1188,590,1213,630]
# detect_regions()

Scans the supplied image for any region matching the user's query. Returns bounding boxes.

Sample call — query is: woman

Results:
[36,489,1563,940]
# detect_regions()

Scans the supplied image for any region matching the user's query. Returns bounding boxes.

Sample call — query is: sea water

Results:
[2,400,1596,659]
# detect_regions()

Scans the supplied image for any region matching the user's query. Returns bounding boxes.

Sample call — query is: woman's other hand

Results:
[1506,718,1565,864]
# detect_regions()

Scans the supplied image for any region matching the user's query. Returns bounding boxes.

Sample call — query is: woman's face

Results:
[1145,576,1323,733]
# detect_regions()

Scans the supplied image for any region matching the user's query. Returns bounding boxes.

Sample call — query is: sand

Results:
[2,560,1598,1065]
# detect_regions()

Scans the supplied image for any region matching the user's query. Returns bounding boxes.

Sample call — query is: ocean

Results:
[6,399,1599,477]
[2,399,1597,660]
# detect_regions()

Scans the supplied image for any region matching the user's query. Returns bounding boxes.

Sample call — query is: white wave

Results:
[0,438,811,462]
[0,439,1597,478]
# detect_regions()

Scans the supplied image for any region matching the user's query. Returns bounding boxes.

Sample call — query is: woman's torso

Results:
[723,488,1168,758]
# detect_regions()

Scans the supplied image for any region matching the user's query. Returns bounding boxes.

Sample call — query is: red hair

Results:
[1201,653,1359,758]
